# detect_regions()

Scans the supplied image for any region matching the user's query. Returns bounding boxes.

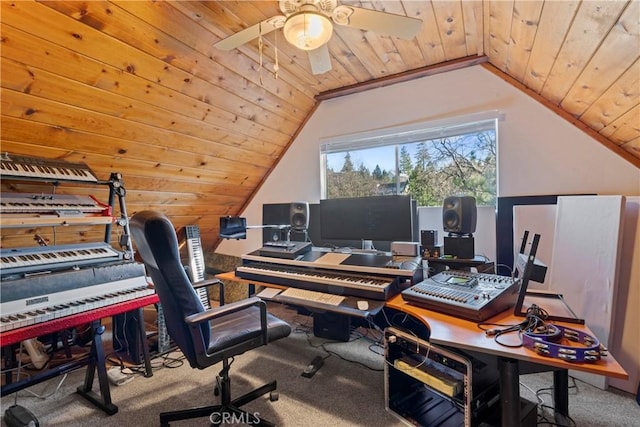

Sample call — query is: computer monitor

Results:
[319,195,415,243]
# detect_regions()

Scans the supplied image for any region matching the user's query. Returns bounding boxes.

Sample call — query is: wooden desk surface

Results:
[218,271,627,380]
[386,294,628,380]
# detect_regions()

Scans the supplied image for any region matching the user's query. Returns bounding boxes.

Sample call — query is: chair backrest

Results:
[130,210,210,366]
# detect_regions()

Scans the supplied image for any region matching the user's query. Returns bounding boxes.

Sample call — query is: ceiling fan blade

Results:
[308,44,332,75]
[214,16,285,51]
[333,6,422,39]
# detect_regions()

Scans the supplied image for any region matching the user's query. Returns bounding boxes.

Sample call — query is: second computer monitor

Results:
[319,195,416,243]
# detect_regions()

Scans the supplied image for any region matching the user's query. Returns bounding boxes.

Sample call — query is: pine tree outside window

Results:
[320,112,500,207]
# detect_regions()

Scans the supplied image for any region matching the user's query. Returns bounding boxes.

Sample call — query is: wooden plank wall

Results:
[0,1,313,250]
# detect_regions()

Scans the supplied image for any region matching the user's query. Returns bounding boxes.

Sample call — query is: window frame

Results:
[319,110,502,202]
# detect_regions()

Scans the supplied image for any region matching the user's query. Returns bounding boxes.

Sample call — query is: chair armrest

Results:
[192,278,225,305]
[185,297,269,361]
[184,297,262,324]
[185,297,268,344]
[192,278,222,289]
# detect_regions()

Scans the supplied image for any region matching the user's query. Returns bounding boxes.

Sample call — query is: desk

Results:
[219,270,628,425]
[0,293,159,415]
[386,294,628,426]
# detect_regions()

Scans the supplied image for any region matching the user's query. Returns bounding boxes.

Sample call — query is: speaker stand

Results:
[443,234,475,259]
[286,228,309,243]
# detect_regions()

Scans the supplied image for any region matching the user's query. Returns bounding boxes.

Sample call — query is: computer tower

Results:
[313,311,351,342]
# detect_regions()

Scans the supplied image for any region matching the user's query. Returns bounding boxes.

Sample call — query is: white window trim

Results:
[320,110,503,153]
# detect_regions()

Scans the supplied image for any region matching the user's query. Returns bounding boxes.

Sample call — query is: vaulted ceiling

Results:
[1,1,638,250]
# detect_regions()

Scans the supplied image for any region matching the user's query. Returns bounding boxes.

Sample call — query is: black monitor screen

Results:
[219,216,247,239]
[319,195,414,242]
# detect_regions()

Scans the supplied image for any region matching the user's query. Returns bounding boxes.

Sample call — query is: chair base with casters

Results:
[129,211,291,427]
[160,357,279,427]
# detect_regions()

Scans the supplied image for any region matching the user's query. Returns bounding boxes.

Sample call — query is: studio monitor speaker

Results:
[290,201,309,231]
[442,196,477,234]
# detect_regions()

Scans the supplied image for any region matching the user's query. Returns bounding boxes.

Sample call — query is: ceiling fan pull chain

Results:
[274,30,280,79]
[258,21,264,86]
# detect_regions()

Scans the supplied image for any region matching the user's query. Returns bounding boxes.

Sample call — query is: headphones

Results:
[522,324,607,363]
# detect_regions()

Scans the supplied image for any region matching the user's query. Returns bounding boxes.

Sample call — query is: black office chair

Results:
[130,211,291,427]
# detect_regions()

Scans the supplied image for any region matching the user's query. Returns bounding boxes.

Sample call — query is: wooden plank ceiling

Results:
[1,0,638,251]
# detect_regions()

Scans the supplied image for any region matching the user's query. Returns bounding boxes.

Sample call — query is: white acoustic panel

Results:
[608,197,640,394]
[549,196,625,389]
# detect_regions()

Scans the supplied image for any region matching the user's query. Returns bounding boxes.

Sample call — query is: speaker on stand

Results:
[442,196,477,259]
[288,201,309,242]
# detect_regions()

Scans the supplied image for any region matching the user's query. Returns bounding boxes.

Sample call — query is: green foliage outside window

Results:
[324,131,496,207]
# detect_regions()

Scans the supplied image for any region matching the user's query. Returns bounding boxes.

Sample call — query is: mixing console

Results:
[401,270,519,322]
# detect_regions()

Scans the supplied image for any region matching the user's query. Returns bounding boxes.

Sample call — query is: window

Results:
[320,112,499,207]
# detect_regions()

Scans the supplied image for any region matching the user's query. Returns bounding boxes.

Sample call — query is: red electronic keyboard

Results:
[0,259,157,415]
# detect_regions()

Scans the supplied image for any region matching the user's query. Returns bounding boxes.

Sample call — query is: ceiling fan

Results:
[213,0,423,75]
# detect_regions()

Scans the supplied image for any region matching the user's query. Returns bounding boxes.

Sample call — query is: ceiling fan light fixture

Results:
[283,10,333,51]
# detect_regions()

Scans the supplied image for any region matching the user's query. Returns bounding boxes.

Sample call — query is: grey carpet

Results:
[1,304,638,426]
